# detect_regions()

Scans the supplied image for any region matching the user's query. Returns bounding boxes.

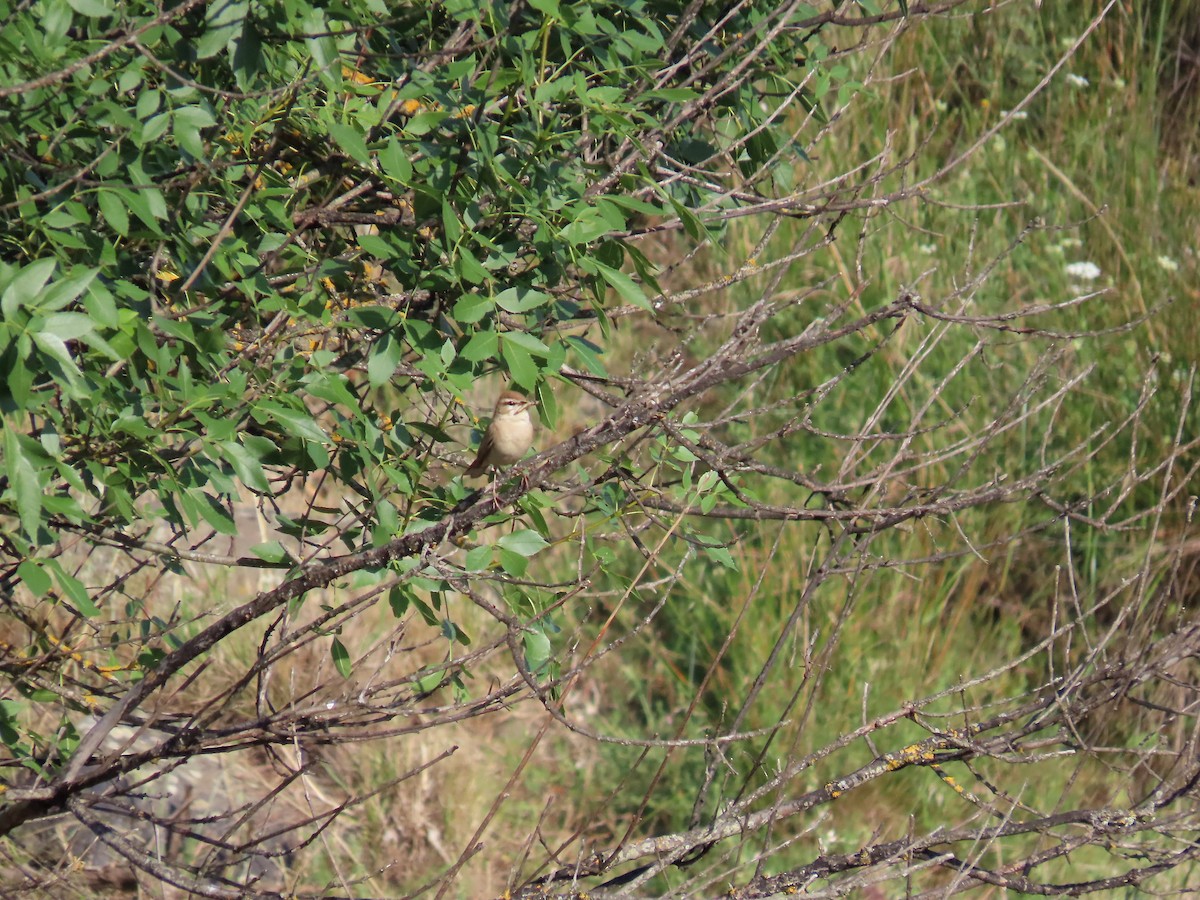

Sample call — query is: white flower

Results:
[1001,109,1029,120]
[918,243,937,255]
[1065,261,1101,281]
[1066,73,1090,88]
[1156,255,1179,272]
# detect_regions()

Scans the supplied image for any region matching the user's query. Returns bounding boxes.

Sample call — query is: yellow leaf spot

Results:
[341,66,375,85]
[156,270,181,283]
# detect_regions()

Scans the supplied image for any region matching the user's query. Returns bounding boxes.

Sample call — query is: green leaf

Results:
[218,440,272,492]
[367,332,404,388]
[230,21,262,89]
[464,544,493,572]
[535,380,557,429]
[48,564,101,617]
[250,541,291,564]
[593,261,653,311]
[65,0,112,16]
[442,199,462,246]
[39,312,94,342]
[42,0,74,36]
[501,331,550,356]
[6,358,34,409]
[330,123,370,164]
[559,206,612,245]
[404,109,449,136]
[305,371,360,408]
[523,628,552,676]
[414,669,444,694]
[40,267,99,312]
[139,111,171,144]
[2,258,56,317]
[454,245,491,284]
[193,491,239,536]
[373,499,400,546]
[258,403,328,443]
[498,547,529,577]
[501,339,537,390]
[640,88,698,103]
[345,305,402,330]
[380,138,413,183]
[0,699,23,747]
[494,287,551,313]
[388,585,411,617]
[120,187,168,232]
[460,329,497,362]
[4,424,43,539]
[96,190,129,235]
[454,293,492,324]
[302,9,340,88]
[331,637,352,678]
[197,0,248,59]
[17,560,51,596]
[497,529,549,557]
[440,618,470,645]
[565,335,606,376]
[173,105,215,157]
[703,544,738,570]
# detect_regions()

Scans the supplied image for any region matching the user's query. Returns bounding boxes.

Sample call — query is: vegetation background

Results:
[0,0,1197,897]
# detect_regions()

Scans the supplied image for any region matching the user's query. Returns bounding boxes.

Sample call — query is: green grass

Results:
[542,2,1200,894]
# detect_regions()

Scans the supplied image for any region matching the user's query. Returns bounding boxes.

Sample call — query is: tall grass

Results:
[560,1,1200,891]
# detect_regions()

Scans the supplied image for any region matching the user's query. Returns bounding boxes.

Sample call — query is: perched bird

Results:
[464,390,535,477]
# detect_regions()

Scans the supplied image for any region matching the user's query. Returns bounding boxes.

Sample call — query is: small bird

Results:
[464,390,535,477]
